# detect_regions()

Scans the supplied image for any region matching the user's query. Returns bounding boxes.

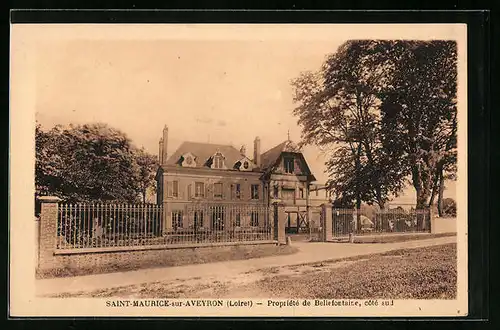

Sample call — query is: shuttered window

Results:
[172,181,178,197]
[195,182,205,198]
[251,184,260,200]
[167,181,179,198]
[172,211,183,229]
[214,183,223,198]
[194,211,204,228]
[250,211,259,226]
[235,184,241,199]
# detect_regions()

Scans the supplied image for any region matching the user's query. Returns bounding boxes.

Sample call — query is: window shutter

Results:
[188,184,192,199]
[167,182,173,197]
[224,182,230,200]
[241,182,246,200]
[173,181,178,198]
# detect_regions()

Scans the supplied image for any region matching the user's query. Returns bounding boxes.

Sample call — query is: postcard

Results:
[10,23,467,317]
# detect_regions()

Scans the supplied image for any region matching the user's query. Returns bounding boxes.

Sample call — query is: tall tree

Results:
[35,123,157,203]
[134,147,159,204]
[292,40,406,211]
[379,40,458,211]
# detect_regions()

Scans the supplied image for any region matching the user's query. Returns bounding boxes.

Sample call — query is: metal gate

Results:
[332,208,356,238]
[308,206,324,241]
[284,210,310,234]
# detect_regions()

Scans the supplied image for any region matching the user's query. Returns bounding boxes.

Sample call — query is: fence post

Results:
[429,207,436,234]
[321,203,333,242]
[162,202,172,235]
[35,215,40,267]
[273,202,286,245]
[38,196,61,270]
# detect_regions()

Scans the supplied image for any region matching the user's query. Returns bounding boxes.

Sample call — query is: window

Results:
[273,186,279,199]
[299,188,304,199]
[243,161,249,169]
[214,183,223,198]
[251,184,260,200]
[284,157,295,174]
[172,211,183,230]
[316,189,319,197]
[194,211,204,228]
[250,211,259,226]
[213,154,224,169]
[234,213,241,227]
[195,182,205,198]
[235,184,241,199]
[167,181,179,198]
[211,206,225,230]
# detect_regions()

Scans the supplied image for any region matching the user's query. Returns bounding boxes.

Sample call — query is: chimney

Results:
[162,125,168,165]
[253,136,261,167]
[158,137,164,164]
[240,145,246,156]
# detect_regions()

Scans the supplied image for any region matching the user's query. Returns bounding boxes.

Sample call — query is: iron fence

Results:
[332,208,431,237]
[57,203,163,249]
[165,203,272,245]
[332,208,356,237]
[56,202,273,250]
[375,208,431,234]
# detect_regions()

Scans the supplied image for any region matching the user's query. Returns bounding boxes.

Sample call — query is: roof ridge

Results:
[180,140,240,148]
[261,140,288,156]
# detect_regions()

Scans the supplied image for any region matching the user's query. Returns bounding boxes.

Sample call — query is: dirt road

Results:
[38,235,456,298]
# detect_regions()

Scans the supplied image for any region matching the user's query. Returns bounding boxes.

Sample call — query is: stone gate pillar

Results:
[38,196,61,270]
[273,202,286,245]
[321,203,333,242]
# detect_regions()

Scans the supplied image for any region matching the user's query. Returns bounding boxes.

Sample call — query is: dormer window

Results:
[208,151,226,170]
[213,154,224,169]
[214,157,223,169]
[180,152,197,167]
[235,157,254,171]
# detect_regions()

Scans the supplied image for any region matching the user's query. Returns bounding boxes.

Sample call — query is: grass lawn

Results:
[351,232,456,244]
[48,243,456,299]
[258,243,457,299]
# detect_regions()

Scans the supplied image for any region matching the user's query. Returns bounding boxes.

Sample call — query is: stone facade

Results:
[157,126,330,233]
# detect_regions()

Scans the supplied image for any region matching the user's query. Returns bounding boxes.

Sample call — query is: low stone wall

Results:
[35,197,327,276]
[432,217,457,234]
[36,242,296,278]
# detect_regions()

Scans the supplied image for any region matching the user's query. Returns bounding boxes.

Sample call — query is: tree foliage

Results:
[134,147,159,204]
[378,40,457,209]
[292,40,457,210]
[442,198,457,217]
[35,123,158,203]
[292,40,407,209]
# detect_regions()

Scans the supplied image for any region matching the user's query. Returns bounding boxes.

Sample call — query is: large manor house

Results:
[156,126,329,232]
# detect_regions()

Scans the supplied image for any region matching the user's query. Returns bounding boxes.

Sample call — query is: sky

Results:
[34,27,456,204]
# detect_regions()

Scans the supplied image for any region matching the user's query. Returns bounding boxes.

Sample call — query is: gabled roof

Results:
[260,140,301,170]
[165,141,246,169]
[260,141,288,170]
[260,139,316,181]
